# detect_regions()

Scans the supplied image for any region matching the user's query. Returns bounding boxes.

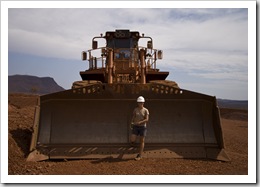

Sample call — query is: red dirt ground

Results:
[8,93,248,176]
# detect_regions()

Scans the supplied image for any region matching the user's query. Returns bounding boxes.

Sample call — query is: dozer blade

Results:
[28,82,230,161]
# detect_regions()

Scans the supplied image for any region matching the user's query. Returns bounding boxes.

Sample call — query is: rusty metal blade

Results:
[28,83,230,161]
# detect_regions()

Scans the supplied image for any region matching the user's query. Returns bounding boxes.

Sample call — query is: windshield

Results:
[107,38,138,49]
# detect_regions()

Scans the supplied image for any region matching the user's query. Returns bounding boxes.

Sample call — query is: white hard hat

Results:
[137,96,145,103]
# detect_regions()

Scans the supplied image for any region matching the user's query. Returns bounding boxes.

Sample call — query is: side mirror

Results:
[92,41,98,49]
[82,51,87,61]
[147,41,153,49]
[158,50,163,59]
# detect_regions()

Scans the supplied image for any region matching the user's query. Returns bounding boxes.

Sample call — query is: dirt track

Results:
[8,93,248,175]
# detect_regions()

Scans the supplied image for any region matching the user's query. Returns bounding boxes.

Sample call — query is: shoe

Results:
[135,154,142,161]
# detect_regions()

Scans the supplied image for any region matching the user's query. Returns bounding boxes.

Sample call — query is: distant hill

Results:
[8,75,65,95]
[217,99,248,110]
[8,75,248,109]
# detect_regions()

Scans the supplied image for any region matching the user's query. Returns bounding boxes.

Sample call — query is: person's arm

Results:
[136,112,149,125]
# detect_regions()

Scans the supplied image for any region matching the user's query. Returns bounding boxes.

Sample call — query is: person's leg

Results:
[130,126,139,146]
[130,134,137,146]
[139,136,145,156]
[135,127,146,160]
[135,136,145,160]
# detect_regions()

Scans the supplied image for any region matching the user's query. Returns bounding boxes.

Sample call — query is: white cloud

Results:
[9,28,82,59]
[8,8,249,99]
[8,8,248,59]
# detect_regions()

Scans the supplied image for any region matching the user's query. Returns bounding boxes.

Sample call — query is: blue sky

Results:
[7,5,250,100]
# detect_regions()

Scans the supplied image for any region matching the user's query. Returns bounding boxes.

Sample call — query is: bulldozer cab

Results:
[81,30,165,84]
[27,30,230,162]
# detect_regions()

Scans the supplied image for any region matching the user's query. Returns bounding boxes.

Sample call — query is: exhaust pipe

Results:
[140,49,146,84]
[108,49,113,84]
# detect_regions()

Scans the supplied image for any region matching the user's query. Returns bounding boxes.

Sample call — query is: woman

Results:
[130,96,149,161]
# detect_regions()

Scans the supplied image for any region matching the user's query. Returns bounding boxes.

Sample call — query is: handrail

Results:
[85,47,160,70]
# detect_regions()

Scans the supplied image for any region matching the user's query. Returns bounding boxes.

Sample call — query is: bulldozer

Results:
[27,29,230,161]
